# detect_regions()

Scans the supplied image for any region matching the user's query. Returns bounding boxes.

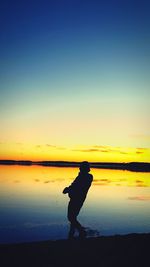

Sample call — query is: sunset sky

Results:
[0,0,150,162]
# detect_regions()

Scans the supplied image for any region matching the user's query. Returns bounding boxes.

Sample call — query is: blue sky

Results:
[0,0,150,160]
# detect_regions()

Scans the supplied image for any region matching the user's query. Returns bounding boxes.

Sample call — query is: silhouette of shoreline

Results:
[0,160,150,172]
[1,233,149,267]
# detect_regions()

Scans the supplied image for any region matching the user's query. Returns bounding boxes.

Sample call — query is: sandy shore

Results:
[1,233,150,267]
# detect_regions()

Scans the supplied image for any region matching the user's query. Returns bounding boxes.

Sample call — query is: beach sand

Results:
[1,233,150,267]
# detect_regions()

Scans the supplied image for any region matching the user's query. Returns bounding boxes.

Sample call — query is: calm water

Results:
[0,165,150,243]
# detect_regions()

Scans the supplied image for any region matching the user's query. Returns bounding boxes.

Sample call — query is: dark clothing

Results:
[67,171,93,238]
[67,199,84,234]
[68,172,93,200]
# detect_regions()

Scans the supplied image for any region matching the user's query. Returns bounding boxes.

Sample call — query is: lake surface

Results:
[0,165,150,243]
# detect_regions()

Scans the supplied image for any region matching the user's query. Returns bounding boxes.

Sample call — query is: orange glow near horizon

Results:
[0,142,150,162]
[0,165,150,190]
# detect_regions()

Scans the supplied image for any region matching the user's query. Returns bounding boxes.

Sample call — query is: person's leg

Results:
[68,223,75,239]
[67,200,77,238]
[67,199,86,238]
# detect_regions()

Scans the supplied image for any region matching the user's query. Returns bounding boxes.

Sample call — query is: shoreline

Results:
[0,160,150,172]
[1,233,150,267]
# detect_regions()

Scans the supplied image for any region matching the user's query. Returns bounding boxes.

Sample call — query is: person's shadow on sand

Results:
[63,161,93,239]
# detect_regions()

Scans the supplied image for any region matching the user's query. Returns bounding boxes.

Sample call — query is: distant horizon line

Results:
[0,159,150,172]
[0,159,150,163]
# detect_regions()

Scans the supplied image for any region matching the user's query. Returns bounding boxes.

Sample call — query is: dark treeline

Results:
[0,160,150,172]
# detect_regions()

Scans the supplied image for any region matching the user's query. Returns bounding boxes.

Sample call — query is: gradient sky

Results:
[0,0,150,162]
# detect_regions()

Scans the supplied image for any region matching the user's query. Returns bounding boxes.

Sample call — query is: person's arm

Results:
[86,174,93,189]
[62,187,69,194]
[62,176,79,194]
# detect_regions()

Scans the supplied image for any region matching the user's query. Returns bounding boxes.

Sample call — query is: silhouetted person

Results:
[63,161,93,239]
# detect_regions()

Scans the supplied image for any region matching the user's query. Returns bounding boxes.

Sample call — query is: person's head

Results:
[79,161,90,173]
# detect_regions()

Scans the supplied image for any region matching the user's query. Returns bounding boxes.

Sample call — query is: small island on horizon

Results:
[0,160,150,172]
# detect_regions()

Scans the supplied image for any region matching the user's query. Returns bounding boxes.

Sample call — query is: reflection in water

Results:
[128,196,150,201]
[0,165,150,243]
[34,179,40,182]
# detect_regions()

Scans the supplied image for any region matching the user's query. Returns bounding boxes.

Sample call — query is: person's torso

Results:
[69,173,93,199]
